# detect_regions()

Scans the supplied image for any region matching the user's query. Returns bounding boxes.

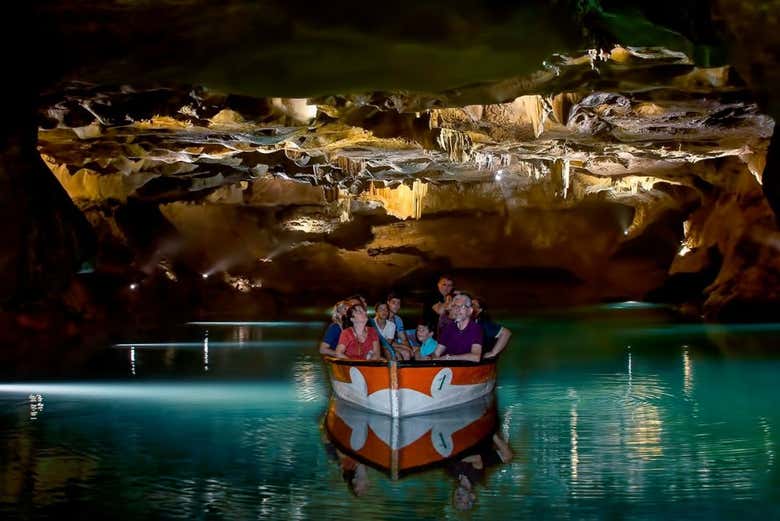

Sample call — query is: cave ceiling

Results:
[19,1,780,314]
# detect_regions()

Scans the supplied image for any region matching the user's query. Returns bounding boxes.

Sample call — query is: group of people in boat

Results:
[319,275,513,362]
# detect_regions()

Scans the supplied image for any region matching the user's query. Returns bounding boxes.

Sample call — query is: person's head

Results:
[343,463,370,497]
[437,275,454,298]
[471,297,485,319]
[416,321,434,343]
[332,300,348,323]
[451,293,473,323]
[346,294,367,308]
[374,302,389,320]
[346,304,368,327]
[386,292,401,315]
[453,474,476,511]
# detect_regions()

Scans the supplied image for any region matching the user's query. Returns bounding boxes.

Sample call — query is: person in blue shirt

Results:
[411,320,440,360]
[471,297,512,359]
[319,300,348,356]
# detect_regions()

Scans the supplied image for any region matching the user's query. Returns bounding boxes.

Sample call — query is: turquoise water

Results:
[0,304,778,520]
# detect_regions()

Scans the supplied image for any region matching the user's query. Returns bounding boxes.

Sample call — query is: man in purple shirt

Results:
[435,293,483,363]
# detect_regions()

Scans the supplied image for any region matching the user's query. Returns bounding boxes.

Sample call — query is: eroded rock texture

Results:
[35,46,779,317]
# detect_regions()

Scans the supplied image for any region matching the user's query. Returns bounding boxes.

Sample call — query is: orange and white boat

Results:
[323,357,497,417]
[325,394,497,478]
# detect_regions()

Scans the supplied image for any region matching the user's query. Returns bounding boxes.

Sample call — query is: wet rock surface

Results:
[0,0,778,322]
[34,47,779,318]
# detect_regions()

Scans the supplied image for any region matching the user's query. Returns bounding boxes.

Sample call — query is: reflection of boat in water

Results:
[323,357,497,417]
[324,394,497,479]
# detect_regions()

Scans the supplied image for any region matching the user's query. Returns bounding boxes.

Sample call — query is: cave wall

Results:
[0,4,94,308]
[4,1,780,320]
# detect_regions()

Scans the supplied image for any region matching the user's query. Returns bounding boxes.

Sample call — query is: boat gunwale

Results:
[322,356,497,369]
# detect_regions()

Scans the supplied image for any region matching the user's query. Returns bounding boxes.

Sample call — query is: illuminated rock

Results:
[26,46,780,314]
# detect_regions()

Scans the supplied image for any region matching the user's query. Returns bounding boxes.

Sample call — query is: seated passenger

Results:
[335,304,381,360]
[342,295,367,329]
[372,302,396,344]
[472,297,512,359]
[360,301,404,361]
[320,300,348,357]
[413,320,440,360]
[433,293,483,363]
[386,292,414,360]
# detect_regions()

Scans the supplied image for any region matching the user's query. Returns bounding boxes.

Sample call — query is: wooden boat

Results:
[323,357,497,417]
[324,394,497,479]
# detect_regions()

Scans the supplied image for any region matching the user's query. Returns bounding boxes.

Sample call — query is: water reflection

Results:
[0,313,779,519]
[234,325,250,345]
[325,396,496,477]
[323,395,512,510]
[28,393,43,420]
[446,430,512,511]
[683,346,693,397]
[569,389,579,481]
[203,330,209,372]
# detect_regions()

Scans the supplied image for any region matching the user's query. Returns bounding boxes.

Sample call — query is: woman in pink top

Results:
[336,304,381,360]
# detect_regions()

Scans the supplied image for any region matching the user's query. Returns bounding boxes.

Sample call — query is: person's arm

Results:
[415,344,439,360]
[319,342,339,356]
[394,327,409,347]
[391,323,409,349]
[392,338,412,355]
[492,433,513,463]
[442,343,482,363]
[393,344,413,361]
[320,324,342,356]
[334,329,351,359]
[433,343,447,358]
[432,294,453,316]
[368,339,381,360]
[484,327,511,358]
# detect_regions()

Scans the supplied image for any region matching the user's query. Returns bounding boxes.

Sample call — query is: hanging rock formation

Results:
[4,1,780,320]
[35,47,778,318]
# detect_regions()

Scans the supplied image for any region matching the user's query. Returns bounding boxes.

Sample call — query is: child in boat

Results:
[372,302,396,345]
[413,320,440,360]
[372,301,410,360]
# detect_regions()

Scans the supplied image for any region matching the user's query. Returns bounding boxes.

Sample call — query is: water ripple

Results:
[1,312,779,519]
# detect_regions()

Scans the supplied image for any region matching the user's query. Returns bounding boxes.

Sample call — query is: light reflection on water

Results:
[0,307,778,520]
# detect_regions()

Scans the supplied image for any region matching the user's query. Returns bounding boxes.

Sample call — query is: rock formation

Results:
[2,1,780,321]
[35,47,777,318]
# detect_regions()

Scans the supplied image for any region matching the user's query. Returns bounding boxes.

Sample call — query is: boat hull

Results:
[325,394,497,478]
[324,357,497,417]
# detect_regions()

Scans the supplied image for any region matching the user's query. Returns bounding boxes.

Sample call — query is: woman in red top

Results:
[335,304,380,360]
